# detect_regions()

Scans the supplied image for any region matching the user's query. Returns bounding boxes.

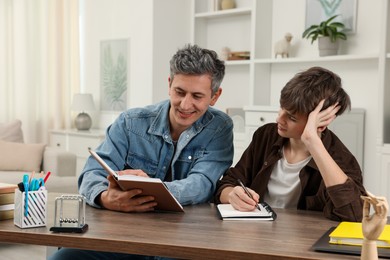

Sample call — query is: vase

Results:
[318,37,340,57]
[221,0,236,10]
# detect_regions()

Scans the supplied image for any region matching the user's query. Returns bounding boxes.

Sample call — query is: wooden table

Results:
[0,193,361,259]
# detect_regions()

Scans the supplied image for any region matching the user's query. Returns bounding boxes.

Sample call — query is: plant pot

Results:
[318,37,340,57]
[221,0,236,10]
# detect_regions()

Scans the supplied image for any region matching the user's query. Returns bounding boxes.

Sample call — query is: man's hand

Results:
[98,175,157,212]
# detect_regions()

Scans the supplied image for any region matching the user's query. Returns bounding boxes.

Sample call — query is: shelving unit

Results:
[192,0,389,198]
[191,0,380,110]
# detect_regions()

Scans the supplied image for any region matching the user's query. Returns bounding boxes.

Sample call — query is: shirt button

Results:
[164,135,168,139]
[186,135,189,138]
[163,166,166,170]
[188,156,192,160]
[264,162,268,166]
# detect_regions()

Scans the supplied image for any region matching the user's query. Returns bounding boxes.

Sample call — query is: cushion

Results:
[0,120,24,143]
[0,140,46,172]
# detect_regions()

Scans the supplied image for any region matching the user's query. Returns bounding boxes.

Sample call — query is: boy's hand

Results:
[227,186,260,212]
[301,99,340,145]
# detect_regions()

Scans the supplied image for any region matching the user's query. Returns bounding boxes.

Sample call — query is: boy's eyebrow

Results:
[285,110,296,118]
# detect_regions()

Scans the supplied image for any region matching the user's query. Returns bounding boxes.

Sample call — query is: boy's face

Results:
[168,74,221,137]
[276,108,308,139]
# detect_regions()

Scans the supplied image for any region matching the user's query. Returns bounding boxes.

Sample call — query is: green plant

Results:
[302,15,347,44]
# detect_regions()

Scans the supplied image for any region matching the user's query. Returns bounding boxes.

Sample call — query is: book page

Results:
[217,203,275,219]
[117,174,162,183]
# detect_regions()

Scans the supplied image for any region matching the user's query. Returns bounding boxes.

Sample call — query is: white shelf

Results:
[254,54,379,64]
[194,7,251,18]
[225,60,251,66]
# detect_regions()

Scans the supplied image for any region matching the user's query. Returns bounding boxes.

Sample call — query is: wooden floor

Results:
[0,243,47,259]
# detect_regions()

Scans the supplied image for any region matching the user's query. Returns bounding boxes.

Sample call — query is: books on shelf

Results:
[216,202,277,221]
[329,221,390,248]
[89,150,184,213]
[0,183,17,221]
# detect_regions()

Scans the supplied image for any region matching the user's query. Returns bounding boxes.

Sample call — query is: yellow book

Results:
[329,221,390,248]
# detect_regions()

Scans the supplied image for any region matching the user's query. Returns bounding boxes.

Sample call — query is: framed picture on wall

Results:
[100,38,129,112]
[305,0,357,33]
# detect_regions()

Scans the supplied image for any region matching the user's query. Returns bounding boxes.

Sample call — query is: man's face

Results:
[168,74,221,136]
[276,108,308,139]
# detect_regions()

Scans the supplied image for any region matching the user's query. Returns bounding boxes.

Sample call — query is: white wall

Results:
[80,0,191,129]
[80,0,154,128]
[152,0,192,104]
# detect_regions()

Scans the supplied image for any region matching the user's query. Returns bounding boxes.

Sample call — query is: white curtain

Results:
[0,0,80,143]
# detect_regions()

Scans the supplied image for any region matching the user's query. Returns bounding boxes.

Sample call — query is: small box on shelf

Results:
[228,51,250,60]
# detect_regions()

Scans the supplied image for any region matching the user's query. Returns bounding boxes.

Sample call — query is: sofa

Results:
[0,120,78,194]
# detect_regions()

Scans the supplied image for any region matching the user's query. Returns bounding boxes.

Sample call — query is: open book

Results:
[89,150,184,212]
[216,202,277,221]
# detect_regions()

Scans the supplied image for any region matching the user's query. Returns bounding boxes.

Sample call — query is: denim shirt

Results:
[78,100,234,208]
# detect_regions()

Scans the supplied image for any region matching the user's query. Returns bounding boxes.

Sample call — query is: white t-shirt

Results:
[263,149,311,209]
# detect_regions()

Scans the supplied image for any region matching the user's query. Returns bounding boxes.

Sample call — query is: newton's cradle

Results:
[50,194,88,233]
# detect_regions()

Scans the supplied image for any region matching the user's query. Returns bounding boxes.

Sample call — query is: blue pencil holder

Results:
[14,189,47,228]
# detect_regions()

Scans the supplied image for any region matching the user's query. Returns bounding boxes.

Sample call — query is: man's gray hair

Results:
[169,44,225,95]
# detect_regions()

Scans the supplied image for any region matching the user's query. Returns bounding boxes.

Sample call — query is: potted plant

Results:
[302,15,347,56]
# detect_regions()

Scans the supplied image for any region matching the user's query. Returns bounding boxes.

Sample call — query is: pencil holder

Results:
[14,189,47,228]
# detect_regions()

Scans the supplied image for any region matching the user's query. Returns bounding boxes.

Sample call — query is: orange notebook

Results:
[89,150,184,213]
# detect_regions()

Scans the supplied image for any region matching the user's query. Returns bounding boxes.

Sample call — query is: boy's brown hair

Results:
[280,66,351,116]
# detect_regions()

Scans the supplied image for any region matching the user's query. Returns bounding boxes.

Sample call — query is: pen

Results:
[44,171,51,183]
[237,178,261,211]
[23,174,29,216]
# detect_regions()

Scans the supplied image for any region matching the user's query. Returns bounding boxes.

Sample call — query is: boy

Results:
[215,66,366,221]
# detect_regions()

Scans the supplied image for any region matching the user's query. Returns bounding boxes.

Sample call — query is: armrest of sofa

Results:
[42,147,77,177]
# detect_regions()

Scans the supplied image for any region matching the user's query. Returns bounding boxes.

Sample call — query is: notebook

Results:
[216,202,277,221]
[312,227,390,258]
[89,150,184,212]
[329,221,390,248]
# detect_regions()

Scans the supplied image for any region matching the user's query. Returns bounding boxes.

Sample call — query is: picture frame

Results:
[305,0,358,33]
[100,38,129,112]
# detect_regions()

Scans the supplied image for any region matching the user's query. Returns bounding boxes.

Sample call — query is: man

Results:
[50,44,233,259]
[215,66,366,222]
